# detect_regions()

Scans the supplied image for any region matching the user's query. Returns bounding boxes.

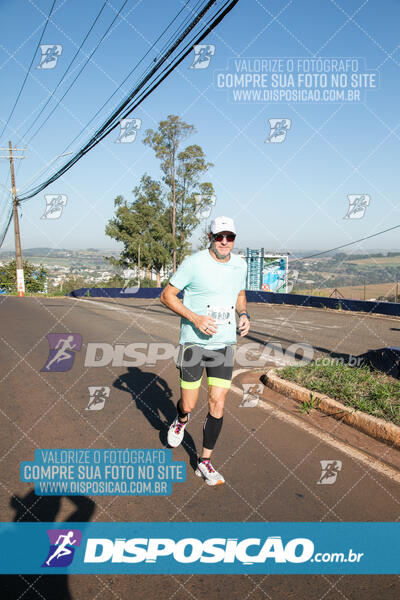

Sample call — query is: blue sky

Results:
[0,0,399,253]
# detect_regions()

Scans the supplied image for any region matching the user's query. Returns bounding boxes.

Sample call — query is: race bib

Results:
[206,305,235,325]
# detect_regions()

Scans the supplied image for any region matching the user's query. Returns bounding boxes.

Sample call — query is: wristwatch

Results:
[238,311,250,320]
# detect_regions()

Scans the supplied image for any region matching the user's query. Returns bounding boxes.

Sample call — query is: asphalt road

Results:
[1,296,399,599]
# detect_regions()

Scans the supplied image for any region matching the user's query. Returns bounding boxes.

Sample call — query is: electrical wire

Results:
[61,0,197,154]
[18,0,237,201]
[290,223,400,262]
[16,0,109,145]
[23,0,129,146]
[0,0,57,140]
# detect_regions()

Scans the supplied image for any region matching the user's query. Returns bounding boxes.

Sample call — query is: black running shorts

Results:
[177,344,234,390]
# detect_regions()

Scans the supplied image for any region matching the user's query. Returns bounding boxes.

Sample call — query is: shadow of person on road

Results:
[0,490,95,600]
[113,367,198,470]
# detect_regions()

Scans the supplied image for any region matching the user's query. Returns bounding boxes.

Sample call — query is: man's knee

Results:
[208,387,229,417]
[180,387,200,413]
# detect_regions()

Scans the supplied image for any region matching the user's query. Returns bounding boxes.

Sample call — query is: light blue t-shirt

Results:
[169,249,247,349]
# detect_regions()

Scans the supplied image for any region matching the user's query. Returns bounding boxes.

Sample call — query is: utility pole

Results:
[0,142,26,296]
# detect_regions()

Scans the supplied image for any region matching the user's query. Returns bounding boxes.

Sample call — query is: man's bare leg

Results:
[167,386,200,447]
[179,387,201,421]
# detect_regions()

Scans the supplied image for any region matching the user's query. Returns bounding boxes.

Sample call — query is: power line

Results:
[0,0,57,140]
[17,0,109,145]
[16,0,201,191]
[24,0,129,146]
[90,0,232,141]
[61,0,195,155]
[18,0,236,201]
[291,223,400,262]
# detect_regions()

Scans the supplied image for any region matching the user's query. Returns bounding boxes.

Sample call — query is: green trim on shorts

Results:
[207,376,231,389]
[180,377,202,390]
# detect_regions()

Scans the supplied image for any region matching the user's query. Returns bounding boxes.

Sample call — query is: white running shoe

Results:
[195,459,225,486]
[167,415,189,448]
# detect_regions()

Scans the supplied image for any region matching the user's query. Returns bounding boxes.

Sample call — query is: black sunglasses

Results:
[213,233,236,242]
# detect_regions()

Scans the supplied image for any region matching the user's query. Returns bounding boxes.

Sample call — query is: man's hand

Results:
[193,315,218,336]
[238,314,250,337]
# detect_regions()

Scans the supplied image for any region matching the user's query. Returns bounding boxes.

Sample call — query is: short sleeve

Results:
[169,256,193,291]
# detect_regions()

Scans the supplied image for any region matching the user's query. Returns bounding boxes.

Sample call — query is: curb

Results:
[261,368,400,450]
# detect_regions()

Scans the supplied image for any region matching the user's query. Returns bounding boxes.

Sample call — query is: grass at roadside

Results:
[277,362,400,425]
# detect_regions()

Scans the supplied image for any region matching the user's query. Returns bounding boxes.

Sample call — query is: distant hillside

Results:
[296,281,399,301]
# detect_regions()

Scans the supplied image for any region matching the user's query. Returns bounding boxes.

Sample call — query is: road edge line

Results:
[230,379,400,484]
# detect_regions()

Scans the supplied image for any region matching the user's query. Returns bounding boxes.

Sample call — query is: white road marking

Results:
[70,297,163,323]
[255,318,340,331]
[231,370,400,485]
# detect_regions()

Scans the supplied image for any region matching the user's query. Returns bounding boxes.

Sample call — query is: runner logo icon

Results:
[344,194,370,219]
[239,383,263,407]
[86,386,110,410]
[190,45,215,69]
[317,460,342,485]
[115,118,142,143]
[42,529,82,567]
[265,118,291,143]
[41,333,82,372]
[41,194,67,219]
[37,44,62,69]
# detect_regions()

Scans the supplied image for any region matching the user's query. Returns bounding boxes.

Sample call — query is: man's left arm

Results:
[236,289,250,337]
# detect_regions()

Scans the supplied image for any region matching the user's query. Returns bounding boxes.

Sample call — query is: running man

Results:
[45,335,77,371]
[161,216,250,485]
[46,531,77,566]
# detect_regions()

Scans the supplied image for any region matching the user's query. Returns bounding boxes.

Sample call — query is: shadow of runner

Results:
[0,491,95,600]
[113,367,198,470]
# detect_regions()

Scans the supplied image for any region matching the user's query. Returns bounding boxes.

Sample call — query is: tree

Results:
[198,228,211,251]
[105,175,173,286]
[144,115,214,270]
[0,259,47,293]
[175,147,214,265]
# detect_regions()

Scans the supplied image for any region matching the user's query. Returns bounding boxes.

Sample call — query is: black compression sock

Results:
[203,413,223,450]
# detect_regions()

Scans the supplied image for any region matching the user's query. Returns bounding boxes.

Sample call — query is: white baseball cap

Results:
[210,216,236,235]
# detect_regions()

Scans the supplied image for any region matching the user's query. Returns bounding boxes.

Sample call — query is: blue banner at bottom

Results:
[0,522,398,574]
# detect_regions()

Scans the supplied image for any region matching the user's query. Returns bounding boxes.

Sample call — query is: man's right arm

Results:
[160,284,217,335]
